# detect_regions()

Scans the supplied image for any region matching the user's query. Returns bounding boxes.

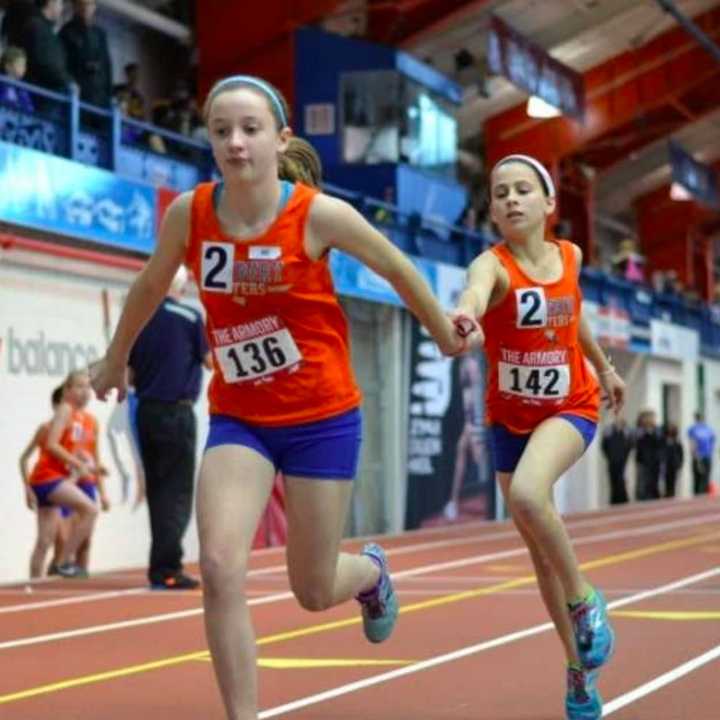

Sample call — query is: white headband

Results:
[492,154,556,197]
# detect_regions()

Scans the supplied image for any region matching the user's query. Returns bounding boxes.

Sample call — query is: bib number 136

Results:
[215,329,301,383]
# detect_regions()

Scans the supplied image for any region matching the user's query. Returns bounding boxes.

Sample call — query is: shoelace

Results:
[567,667,590,702]
[571,603,594,649]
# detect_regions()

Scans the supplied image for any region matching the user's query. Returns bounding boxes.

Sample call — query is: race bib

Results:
[213,316,302,384]
[498,361,570,399]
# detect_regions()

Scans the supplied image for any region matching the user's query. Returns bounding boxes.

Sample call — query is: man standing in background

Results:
[601,416,633,504]
[129,267,211,589]
[688,412,715,495]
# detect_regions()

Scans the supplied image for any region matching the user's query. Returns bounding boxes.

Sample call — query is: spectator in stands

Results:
[634,409,664,500]
[113,61,145,120]
[0,0,38,47]
[688,412,715,495]
[373,185,396,225]
[663,423,684,498]
[0,45,33,112]
[22,0,75,101]
[60,0,112,108]
[611,238,646,283]
[601,416,633,504]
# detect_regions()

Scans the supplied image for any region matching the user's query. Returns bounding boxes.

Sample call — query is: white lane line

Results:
[0,588,151,614]
[0,591,294,651]
[257,566,720,719]
[603,644,720,715]
[0,501,709,611]
[1,511,717,646]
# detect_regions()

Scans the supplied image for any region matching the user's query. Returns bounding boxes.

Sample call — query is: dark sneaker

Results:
[47,563,59,576]
[565,666,602,720]
[56,562,86,579]
[355,543,398,644]
[150,572,200,590]
[569,588,615,670]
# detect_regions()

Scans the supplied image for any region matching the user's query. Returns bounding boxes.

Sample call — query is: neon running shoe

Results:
[569,588,615,670]
[356,543,398,644]
[565,666,602,720]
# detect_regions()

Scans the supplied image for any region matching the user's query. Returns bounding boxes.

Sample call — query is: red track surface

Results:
[2,497,719,719]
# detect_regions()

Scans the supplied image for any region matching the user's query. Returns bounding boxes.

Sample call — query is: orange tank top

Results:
[481,239,600,434]
[186,181,362,426]
[30,408,92,484]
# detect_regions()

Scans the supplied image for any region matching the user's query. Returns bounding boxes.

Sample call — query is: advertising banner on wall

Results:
[404,264,494,530]
[0,140,157,253]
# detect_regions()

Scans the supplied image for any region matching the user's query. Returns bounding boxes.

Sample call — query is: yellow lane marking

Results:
[2,529,718,705]
[612,611,720,621]
[195,656,415,669]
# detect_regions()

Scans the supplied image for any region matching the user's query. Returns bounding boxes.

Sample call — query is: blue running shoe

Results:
[565,666,602,720]
[569,588,615,670]
[356,543,399,644]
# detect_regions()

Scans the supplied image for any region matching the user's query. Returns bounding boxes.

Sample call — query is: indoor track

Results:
[2,496,719,719]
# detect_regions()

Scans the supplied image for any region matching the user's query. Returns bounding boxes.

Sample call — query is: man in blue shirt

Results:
[687,412,716,495]
[129,267,211,589]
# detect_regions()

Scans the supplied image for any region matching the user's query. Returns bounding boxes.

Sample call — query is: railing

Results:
[2,73,720,353]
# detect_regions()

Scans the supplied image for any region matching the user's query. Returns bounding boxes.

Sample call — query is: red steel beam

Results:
[484,6,720,167]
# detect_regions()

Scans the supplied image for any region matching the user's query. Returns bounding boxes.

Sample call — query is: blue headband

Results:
[212,75,288,127]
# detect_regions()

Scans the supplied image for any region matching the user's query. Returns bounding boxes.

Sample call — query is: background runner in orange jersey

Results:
[90,74,468,720]
[19,384,71,577]
[25,370,100,578]
[451,154,625,720]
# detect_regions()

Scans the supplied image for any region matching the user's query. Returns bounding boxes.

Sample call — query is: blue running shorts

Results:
[205,408,362,480]
[490,413,597,473]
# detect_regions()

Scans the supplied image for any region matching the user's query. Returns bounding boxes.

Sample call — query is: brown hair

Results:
[203,75,322,188]
[1,46,26,71]
[279,136,322,188]
[62,368,88,391]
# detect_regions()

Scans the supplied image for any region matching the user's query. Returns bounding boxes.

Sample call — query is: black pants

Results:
[607,462,629,504]
[636,463,660,501]
[137,399,196,583]
[692,457,711,495]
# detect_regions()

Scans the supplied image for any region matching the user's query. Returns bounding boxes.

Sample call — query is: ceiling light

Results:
[669,182,693,201]
[526,95,561,118]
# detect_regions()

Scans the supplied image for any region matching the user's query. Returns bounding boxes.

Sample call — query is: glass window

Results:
[341,70,457,177]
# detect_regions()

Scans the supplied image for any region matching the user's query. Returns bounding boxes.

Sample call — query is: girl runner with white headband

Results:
[452,153,625,720]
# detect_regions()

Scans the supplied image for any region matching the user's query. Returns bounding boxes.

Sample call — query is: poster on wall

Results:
[404,318,494,530]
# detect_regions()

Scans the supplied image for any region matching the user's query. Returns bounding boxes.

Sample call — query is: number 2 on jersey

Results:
[516,288,547,328]
[201,242,235,292]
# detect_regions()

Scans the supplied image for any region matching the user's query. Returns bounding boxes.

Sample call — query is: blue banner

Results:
[669,140,720,209]
[0,141,157,253]
[330,250,439,307]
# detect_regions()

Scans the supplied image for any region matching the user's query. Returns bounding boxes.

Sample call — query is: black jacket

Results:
[59,16,112,107]
[601,426,634,467]
[23,14,72,93]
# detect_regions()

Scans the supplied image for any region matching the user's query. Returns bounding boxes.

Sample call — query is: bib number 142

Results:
[498,362,569,399]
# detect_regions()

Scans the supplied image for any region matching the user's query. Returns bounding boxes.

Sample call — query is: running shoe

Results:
[356,543,398,643]
[569,588,615,670]
[565,666,602,720]
[150,572,200,590]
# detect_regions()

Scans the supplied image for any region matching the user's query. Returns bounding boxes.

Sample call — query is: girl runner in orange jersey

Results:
[25,370,100,578]
[451,155,625,720]
[19,384,70,577]
[90,74,468,720]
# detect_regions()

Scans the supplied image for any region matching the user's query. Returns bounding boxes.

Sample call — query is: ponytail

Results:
[278,136,323,188]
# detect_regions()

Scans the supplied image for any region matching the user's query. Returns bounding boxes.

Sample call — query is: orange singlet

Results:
[481,239,600,434]
[186,181,362,426]
[30,408,92,484]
